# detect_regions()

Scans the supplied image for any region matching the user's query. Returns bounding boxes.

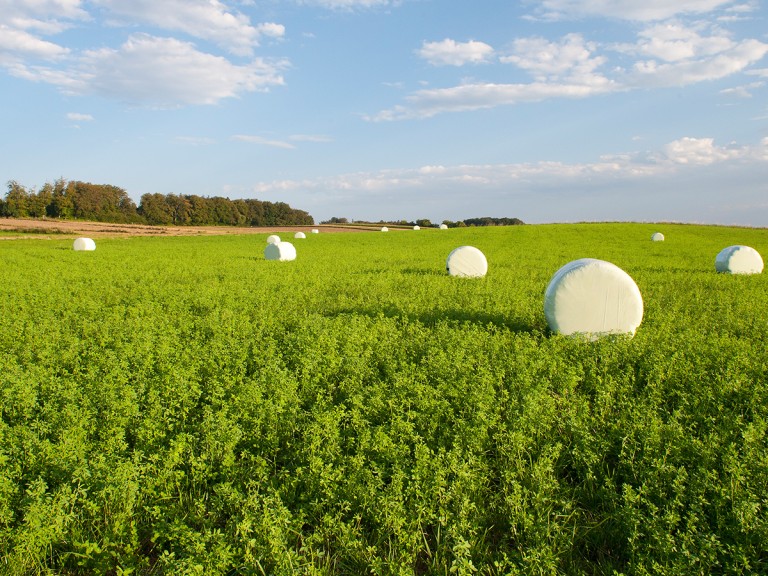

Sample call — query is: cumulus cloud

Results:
[372,19,767,121]
[0,25,69,60]
[15,34,287,106]
[249,137,768,222]
[502,33,607,82]
[531,0,738,22]
[91,0,283,56]
[417,39,494,66]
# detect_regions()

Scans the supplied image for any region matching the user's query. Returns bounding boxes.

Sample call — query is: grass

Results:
[0,223,767,575]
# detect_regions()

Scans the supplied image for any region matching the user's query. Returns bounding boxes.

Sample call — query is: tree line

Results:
[322,216,525,227]
[1,179,314,226]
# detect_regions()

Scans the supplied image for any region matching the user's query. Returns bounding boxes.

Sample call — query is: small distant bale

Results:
[73,237,96,251]
[294,232,306,239]
[264,241,296,261]
[446,246,487,278]
[381,226,389,232]
[544,258,644,339]
[715,245,764,275]
[413,225,420,230]
[651,232,665,241]
[440,224,448,230]
[311,229,319,234]
[266,234,281,245]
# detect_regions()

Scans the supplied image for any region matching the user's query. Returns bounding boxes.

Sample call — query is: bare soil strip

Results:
[0,218,381,239]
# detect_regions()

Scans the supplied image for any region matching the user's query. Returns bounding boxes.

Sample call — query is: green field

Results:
[1,223,767,575]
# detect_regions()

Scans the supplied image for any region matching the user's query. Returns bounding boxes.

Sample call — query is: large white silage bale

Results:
[381,226,389,232]
[413,225,420,230]
[544,258,644,339]
[651,232,665,241]
[311,229,319,234]
[446,246,488,278]
[264,241,297,261]
[266,234,281,245]
[294,232,306,239]
[440,224,448,230]
[715,245,763,274]
[73,237,96,251]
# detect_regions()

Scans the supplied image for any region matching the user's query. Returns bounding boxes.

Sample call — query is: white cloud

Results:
[626,38,768,87]
[15,34,287,106]
[368,78,617,121]
[417,39,494,66]
[249,137,768,222]
[531,0,738,22]
[501,33,606,82]
[296,0,396,8]
[720,81,763,97]
[0,24,69,59]
[91,0,283,56]
[66,112,93,121]
[232,134,296,149]
[659,136,752,164]
[625,22,734,62]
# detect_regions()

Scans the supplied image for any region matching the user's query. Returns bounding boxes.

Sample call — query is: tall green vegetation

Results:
[1,223,766,574]
[0,180,314,226]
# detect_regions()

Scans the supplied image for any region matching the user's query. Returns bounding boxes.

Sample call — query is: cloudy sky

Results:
[1,0,767,225]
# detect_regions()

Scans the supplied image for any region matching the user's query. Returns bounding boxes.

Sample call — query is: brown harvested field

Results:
[0,218,391,239]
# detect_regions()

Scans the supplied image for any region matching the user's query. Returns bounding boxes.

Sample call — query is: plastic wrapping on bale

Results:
[381,227,389,232]
[413,225,420,230]
[73,237,96,251]
[715,245,763,275]
[266,234,281,245]
[294,232,306,239]
[440,224,448,229]
[544,258,643,339]
[264,241,297,261]
[311,229,319,234]
[446,246,488,278]
[651,232,665,241]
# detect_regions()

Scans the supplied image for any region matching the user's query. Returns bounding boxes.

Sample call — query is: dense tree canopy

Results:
[1,180,314,226]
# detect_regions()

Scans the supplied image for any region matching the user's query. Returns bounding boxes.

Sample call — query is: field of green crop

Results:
[1,223,767,575]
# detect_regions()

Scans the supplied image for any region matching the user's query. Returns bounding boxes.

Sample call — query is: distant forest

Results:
[1,179,314,226]
[322,216,525,228]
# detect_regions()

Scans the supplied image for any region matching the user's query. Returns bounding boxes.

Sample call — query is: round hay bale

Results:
[264,241,296,261]
[266,234,281,245]
[446,246,487,278]
[381,226,389,232]
[440,224,448,230]
[73,237,96,251]
[715,245,763,274]
[651,232,665,241]
[311,229,319,234]
[413,225,420,230]
[294,232,306,239]
[544,258,643,339]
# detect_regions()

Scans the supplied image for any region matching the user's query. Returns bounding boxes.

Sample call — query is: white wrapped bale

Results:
[381,226,389,232]
[294,232,306,239]
[715,245,763,275]
[651,232,665,241]
[266,234,281,245]
[264,241,297,261]
[413,225,420,230]
[440,224,448,230]
[311,229,319,234]
[544,258,643,339]
[446,246,488,278]
[73,237,96,251]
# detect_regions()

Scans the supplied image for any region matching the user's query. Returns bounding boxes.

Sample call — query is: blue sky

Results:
[1,0,767,226]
